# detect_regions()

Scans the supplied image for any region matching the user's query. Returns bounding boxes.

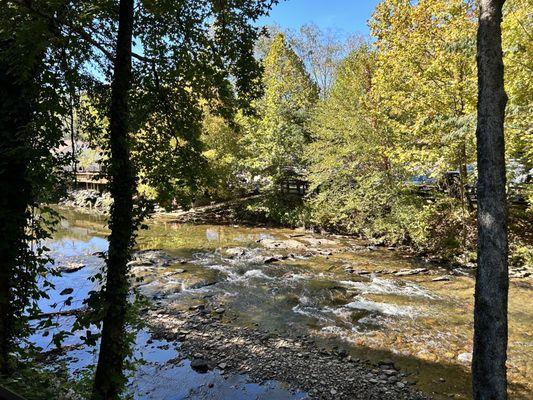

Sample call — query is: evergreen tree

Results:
[80,1,278,398]
[241,33,318,187]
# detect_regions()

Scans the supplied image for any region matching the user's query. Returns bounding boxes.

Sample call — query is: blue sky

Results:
[258,0,382,37]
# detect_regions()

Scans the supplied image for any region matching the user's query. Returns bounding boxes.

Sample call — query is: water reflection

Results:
[41,209,533,400]
[35,210,307,399]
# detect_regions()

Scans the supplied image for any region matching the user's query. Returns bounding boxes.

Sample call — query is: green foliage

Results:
[240,33,319,187]
[303,0,530,263]
[0,0,93,371]
[305,2,479,259]
[236,194,308,226]
[199,111,246,200]
[503,0,533,183]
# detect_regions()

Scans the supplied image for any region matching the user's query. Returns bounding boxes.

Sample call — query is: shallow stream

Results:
[33,209,532,399]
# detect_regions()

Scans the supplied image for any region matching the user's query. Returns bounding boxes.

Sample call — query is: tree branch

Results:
[12,0,154,64]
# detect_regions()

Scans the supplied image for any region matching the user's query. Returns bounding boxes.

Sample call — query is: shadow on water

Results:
[30,316,306,400]
[40,207,532,400]
[37,210,306,399]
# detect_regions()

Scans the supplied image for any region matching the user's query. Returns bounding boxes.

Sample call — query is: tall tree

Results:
[85,1,277,398]
[0,0,89,374]
[472,1,508,399]
[91,0,134,398]
[241,33,318,187]
[306,46,398,234]
[0,43,37,376]
[369,0,478,205]
[286,24,347,97]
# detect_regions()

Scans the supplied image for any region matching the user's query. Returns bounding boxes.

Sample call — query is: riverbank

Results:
[58,190,533,280]
[147,307,427,400]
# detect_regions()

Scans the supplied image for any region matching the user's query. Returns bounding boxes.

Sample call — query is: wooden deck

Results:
[74,171,108,191]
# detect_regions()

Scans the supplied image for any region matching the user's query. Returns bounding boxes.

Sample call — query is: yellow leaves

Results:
[203,149,218,160]
[503,0,533,103]
[502,0,533,166]
[368,0,478,175]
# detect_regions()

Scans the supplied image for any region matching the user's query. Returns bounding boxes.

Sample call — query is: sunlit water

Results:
[34,209,532,399]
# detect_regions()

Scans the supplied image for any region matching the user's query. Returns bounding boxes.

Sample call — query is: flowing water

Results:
[34,209,532,399]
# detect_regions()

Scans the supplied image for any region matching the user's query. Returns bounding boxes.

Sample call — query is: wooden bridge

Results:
[280,178,308,196]
[74,171,108,191]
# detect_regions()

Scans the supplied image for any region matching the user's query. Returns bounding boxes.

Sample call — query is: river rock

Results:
[59,262,85,273]
[299,237,338,247]
[457,352,472,364]
[225,247,247,258]
[263,256,281,264]
[378,359,395,367]
[382,369,398,376]
[260,239,307,251]
[351,270,371,275]
[60,288,74,296]
[127,259,153,267]
[395,268,428,276]
[432,275,451,282]
[190,358,210,373]
[61,189,112,213]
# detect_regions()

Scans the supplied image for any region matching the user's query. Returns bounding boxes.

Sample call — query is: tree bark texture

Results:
[473,1,509,399]
[91,0,135,398]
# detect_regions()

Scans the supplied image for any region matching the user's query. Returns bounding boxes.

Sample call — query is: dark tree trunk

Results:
[91,0,135,398]
[0,58,34,375]
[70,93,78,181]
[473,1,508,399]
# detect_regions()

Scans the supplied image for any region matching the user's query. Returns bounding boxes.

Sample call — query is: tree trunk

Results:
[473,1,508,399]
[91,0,135,398]
[0,57,34,375]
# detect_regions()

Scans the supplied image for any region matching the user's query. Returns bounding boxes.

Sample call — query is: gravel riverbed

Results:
[146,305,429,400]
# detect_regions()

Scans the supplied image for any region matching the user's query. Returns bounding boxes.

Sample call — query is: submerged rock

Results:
[190,358,210,373]
[58,262,85,273]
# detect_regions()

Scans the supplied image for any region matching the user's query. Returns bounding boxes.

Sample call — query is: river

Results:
[31,209,532,399]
